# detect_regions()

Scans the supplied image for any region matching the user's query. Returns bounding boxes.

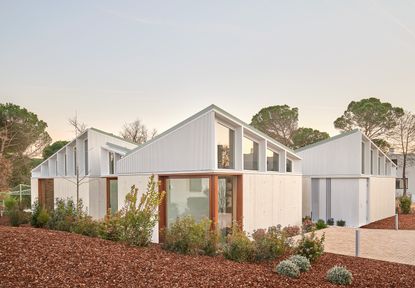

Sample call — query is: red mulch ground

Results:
[1,227,415,287]
[361,213,415,230]
[0,215,10,226]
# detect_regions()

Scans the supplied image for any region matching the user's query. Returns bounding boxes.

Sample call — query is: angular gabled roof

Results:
[124,104,300,159]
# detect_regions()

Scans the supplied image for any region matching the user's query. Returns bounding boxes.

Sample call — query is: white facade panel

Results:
[330,178,360,227]
[242,173,302,234]
[368,177,395,223]
[118,111,215,174]
[53,177,90,212]
[88,177,107,219]
[30,178,38,206]
[302,177,311,217]
[358,178,368,227]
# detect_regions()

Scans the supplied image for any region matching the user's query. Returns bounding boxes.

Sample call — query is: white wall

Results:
[243,173,302,234]
[358,178,368,227]
[302,177,311,217]
[88,177,107,219]
[330,178,360,227]
[369,177,395,223]
[30,178,38,206]
[118,174,159,243]
[298,132,362,176]
[118,111,216,174]
[54,177,90,214]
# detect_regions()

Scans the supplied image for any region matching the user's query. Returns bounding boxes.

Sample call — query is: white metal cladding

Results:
[117,111,216,174]
[368,177,395,223]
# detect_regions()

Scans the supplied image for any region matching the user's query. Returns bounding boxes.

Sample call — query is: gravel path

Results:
[1,226,415,287]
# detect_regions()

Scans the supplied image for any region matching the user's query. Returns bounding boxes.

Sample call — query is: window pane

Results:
[243,137,259,170]
[109,152,115,174]
[109,179,118,214]
[267,149,279,172]
[216,123,234,169]
[286,159,293,172]
[167,178,210,227]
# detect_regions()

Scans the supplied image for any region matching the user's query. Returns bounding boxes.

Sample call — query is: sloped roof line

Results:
[295,129,359,152]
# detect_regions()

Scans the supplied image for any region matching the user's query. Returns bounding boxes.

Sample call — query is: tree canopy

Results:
[0,103,51,189]
[334,98,404,144]
[120,119,157,144]
[43,140,69,160]
[292,127,330,149]
[250,105,299,147]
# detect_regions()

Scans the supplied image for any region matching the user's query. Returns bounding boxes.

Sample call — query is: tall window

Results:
[361,142,365,174]
[378,157,381,175]
[370,149,374,174]
[64,153,67,176]
[84,139,88,175]
[216,122,234,169]
[266,149,279,172]
[286,158,293,172]
[243,137,259,170]
[73,147,77,175]
[109,152,115,175]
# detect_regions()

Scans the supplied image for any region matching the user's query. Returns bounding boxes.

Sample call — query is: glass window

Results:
[378,157,381,175]
[218,176,236,236]
[216,122,234,169]
[84,139,88,175]
[370,150,374,174]
[266,149,279,172]
[243,137,259,170]
[361,142,365,174]
[73,147,77,175]
[286,158,293,172]
[108,179,118,214]
[109,152,115,175]
[167,178,210,227]
[396,178,408,189]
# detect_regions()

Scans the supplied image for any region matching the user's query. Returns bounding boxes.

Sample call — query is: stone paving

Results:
[308,227,415,266]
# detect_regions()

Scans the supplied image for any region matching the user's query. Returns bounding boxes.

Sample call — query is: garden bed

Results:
[1,226,415,287]
[361,214,415,230]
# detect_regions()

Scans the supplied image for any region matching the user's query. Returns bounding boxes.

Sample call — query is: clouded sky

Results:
[1,0,414,142]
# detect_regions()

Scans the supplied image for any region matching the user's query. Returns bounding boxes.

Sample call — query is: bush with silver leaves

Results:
[274,260,300,278]
[326,266,353,285]
[288,255,311,272]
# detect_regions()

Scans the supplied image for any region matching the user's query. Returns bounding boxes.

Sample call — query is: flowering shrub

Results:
[295,231,325,262]
[302,219,316,233]
[283,225,301,237]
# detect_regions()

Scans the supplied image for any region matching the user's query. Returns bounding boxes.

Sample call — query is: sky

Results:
[1,0,415,142]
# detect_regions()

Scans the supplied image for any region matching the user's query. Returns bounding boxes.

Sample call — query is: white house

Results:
[116,105,303,243]
[31,128,138,218]
[389,152,415,202]
[297,130,397,227]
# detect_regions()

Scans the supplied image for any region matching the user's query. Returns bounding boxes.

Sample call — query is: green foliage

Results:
[163,216,219,256]
[288,255,311,272]
[282,225,301,237]
[327,218,334,226]
[292,127,330,149]
[31,201,43,227]
[316,219,328,230]
[295,231,325,262]
[36,208,50,228]
[42,141,69,160]
[302,218,315,233]
[274,260,300,278]
[46,198,78,231]
[99,212,122,241]
[71,216,101,237]
[118,176,165,247]
[326,266,353,285]
[250,105,299,147]
[399,196,412,214]
[253,226,290,261]
[336,220,346,227]
[334,98,403,148]
[223,225,256,262]
[4,196,29,226]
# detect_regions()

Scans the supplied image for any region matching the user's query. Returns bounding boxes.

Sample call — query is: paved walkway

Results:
[307,227,415,266]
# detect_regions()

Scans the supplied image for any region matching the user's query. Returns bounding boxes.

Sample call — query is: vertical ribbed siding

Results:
[118,111,215,174]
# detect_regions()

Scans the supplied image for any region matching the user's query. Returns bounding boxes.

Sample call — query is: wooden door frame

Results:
[158,174,243,241]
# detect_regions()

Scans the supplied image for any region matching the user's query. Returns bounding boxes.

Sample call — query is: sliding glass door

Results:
[218,176,236,235]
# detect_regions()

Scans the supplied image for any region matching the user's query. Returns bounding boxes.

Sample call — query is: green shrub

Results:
[274,260,300,278]
[336,220,346,227]
[36,208,50,227]
[316,219,328,230]
[302,219,315,233]
[99,212,122,241]
[118,176,165,247]
[326,266,353,285]
[163,216,219,256]
[327,218,334,226]
[223,225,255,262]
[71,216,101,237]
[30,201,41,227]
[399,196,412,214]
[4,196,28,227]
[283,225,301,237]
[295,231,325,262]
[288,255,311,272]
[253,226,290,261]
[46,198,78,231]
